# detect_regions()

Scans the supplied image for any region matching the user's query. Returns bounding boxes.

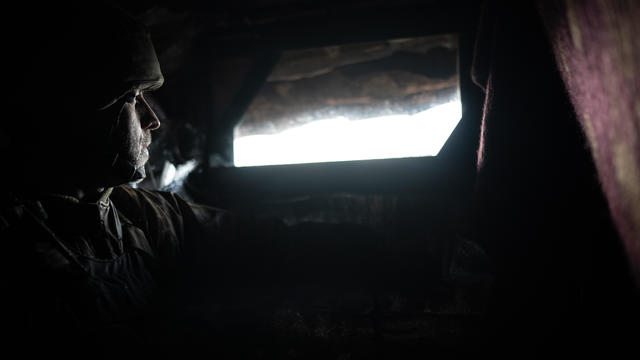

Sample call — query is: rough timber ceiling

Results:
[114,0,479,82]
[118,0,477,43]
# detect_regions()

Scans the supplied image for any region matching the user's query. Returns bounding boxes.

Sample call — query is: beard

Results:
[111,128,151,184]
[122,130,151,169]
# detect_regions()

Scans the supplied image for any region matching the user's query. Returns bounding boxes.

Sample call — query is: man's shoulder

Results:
[111,185,179,207]
[110,185,230,229]
[109,185,187,225]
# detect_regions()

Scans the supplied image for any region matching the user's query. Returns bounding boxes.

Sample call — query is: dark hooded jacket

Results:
[0,185,228,357]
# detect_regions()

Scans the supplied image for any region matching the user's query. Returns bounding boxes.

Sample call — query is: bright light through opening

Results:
[234,101,462,167]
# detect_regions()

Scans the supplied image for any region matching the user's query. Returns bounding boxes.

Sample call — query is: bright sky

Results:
[234,101,462,167]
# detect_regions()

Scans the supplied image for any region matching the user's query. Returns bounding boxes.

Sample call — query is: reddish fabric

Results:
[538,0,640,284]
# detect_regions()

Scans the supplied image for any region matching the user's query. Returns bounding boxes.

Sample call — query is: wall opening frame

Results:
[201,3,484,202]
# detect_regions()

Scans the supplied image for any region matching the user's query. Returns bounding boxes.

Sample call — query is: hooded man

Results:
[0,3,227,357]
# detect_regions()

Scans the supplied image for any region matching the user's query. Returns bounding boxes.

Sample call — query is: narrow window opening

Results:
[234,34,461,167]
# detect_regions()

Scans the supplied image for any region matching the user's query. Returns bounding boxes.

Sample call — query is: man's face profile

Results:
[116,90,160,167]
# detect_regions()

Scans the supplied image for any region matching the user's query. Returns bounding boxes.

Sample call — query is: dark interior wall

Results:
[189,3,489,358]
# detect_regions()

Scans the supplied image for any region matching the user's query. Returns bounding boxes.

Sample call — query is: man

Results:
[1,3,226,357]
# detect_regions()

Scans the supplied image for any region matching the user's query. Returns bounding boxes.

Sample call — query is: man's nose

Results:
[139,94,161,130]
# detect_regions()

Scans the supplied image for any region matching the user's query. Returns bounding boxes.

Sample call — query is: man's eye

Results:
[124,92,137,105]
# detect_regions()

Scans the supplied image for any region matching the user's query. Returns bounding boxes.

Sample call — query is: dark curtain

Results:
[538,0,640,286]
[471,0,638,356]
